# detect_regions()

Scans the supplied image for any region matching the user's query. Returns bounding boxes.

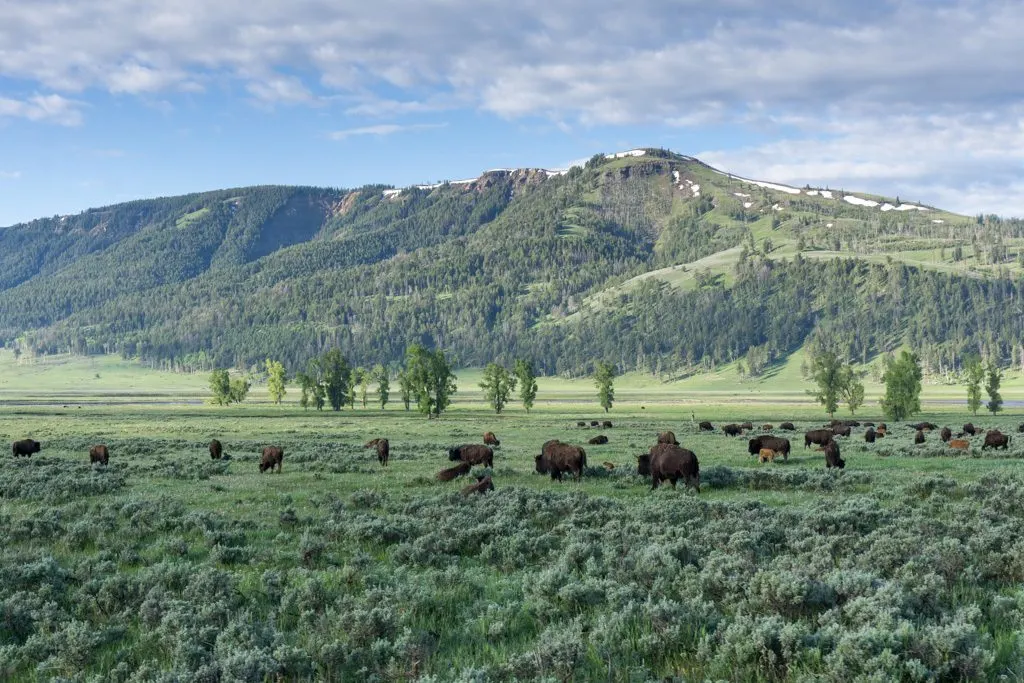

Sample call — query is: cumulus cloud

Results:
[0,94,82,125]
[328,122,447,140]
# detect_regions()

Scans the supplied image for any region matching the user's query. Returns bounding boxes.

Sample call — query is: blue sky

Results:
[2,0,1023,226]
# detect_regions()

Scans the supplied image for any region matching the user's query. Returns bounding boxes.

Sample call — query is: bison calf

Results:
[758,448,776,463]
[638,443,699,492]
[259,446,284,473]
[461,475,494,496]
[483,431,500,446]
[209,439,223,460]
[89,444,109,466]
[948,439,970,450]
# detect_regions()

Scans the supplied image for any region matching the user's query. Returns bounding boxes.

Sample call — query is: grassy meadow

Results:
[4,354,1024,680]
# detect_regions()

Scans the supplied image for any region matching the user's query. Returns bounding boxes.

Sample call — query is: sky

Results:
[1,0,1023,226]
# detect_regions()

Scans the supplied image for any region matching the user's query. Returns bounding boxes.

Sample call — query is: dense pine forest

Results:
[2,149,1024,376]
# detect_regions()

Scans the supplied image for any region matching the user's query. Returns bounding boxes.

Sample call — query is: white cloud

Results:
[246,76,313,104]
[0,170,22,180]
[0,94,82,125]
[328,122,447,140]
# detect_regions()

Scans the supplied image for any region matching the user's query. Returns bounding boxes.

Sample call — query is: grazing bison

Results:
[365,438,390,466]
[963,423,977,436]
[638,443,700,492]
[602,421,613,429]
[12,439,41,457]
[657,431,680,445]
[722,424,743,437]
[588,435,609,445]
[805,429,833,448]
[535,441,587,481]
[448,444,494,467]
[824,440,845,469]
[209,439,223,460]
[748,435,791,461]
[259,446,284,473]
[699,421,714,431]
[940,427,952,443]
[779,422,796,431]
[602,461,616,471]
[758,448,777,463]
[949,439,970,451]
[831,425,852,437]
[983,431,1010,450]
[740,422,754,431]
[864,427,876,443]
[461,475,494,496]
[437,461,472,481]
[762,424,774,431]
[89,444,109,466]
[483,432,500,446]
[914,430,925,445]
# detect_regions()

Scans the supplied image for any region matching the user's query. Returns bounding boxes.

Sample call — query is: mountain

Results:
[2,148,1023,376]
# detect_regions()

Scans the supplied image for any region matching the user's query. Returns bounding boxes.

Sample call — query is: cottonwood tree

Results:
[480,363,516,414]
[374,364,390,409]
[265,359,287,405]
[880,351,922,422]
[514,358,538,413]
[321,349,350,411]
[964,355,985,415]
[209,369,250,405]
[808,347,843,417]
[397,369,413,411]
[986,362,1003,415]
[595,361,616,412]
[405,344,457,418]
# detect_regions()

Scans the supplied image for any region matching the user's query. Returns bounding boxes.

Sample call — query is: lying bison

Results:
[637,443,699,492]
[590,421,599,427]
[448,444,494,467]
[748,435,791,461]
[948,439,970,451]
[365,438,390,466]
[461,475,494,496]
[824,440,845,469]
[779,422,796,431]
[722,424,743,437]
[805,429,833,448]
[657,431,679,445]
[983,431,1010,450]
[940,427,952,443]
[912,422,938,431]
[209,439,223,460]
[483,431,500,446]
[89,444,109,466]
[259,446,284,473]
[437,462,472,481]
[12,439,41,458]
[698,421,714,432]
[588,434,609,445]
[535,441,587,481]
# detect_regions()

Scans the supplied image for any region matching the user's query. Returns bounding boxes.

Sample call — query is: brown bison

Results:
[365,438,390,466]
[12,439,41,457]
[940,427,951,442]
[779,422,796,431]
[461,475,494,496]
[740,422,754,431]
[831,419,860,428]
[762,424,774,431]
[1018,423,1024,433]
[824,440,845,469]
[722,424,743,437]
[805,429,833,448]
[748,435,791,460]
[699,421,714,431]
[914,430,925,445]
[864,427,876,443]
[963,423,977,436]
[577,421,587,427]
[637,443,700,492]
[983,431,1010,450]
[209,439,223,460]
[448,444,494,467]
[588,435,609,445]
[601,421,613,429]
[657,431,679,445]
[758,448,777,463]
[875,427,886,437]
[437,461,472,481]
[483,431,500,446]
[535,441,587,481]
[89,444,109,466]
[259,446,284,473]
[912,422,937,431]
[831,425,852,437]
[948,439,970,451]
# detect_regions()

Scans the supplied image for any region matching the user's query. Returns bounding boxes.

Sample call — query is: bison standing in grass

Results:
[637,443,700,492]
[365,438,390,466]
[824,440,845,469]
[461,475,494,496]
[448,444,494,468]
[831,425,852,438]
[914,430,926,445]
[483,432,500,446]
[804,429,833,448]
[535,441,587,481]
[983,431,1010,450]
[601,420,613,429]
[209,439,223,460]
[12,439,41,458]
[748,435,791,461]
[259,446,284,473]
[89,444,109,466]
[699,421,714,432]
[722,424,743,437]
[940,427,952,443]
[864,427,876,443]
[963,423,978,436]
[657,431,679,445]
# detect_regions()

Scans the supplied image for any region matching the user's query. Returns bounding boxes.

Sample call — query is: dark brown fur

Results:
[437,461,472,481]
[638,443,700,492]
[864,427,876,443]
[535,441,587,481]
[779,422,796,431]
[89,444,109,465]
[914,430,925,445]
[824,440,845,469]
[461,475,494,496]
[259,446,284,473]
[748,435,791,460]
[831,425,852,437]
[209,439,223,460]
[722,424,742,437]
[448,444,494,467]
[804,429,834,448]
[12,439,41,457]
[940,427,951,442]
[364,438,390,466]
[698,421,714,431]
[588,434,609,445]
[983,430,1009,450]
[963,423,977,436]
[601,421,613,429]
[483,431,500,446]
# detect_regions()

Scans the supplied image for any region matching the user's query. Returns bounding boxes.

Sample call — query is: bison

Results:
[805,429,833,448]
[483,431,500,446]
[758,448,777,463]
[722,424,743,437]
[762,424,774,432]
[602,461,616,471]
[657,431,680,445]
[912,422,937,431]
[461,475,494,496]
[940,427,951,443]
[779,422,796,431]
[875,427,887,437]
[259,446,284,473]
[535,441,587,481]
[831,425,852,437]
[365,438,390,466]
[948,439,970,451]
[588,435,609,445]
[983,431,1010,450]
[437,461,472,481]
[748,435,791,461]
[448,444,494,467]
[963,423,977,436]
[914,430,925,445]
[638,443,700,492]
[577,421,587,428]
[602,421,613,429]
[698,421,714,431]
[89,444,109,466]
[1018,423,1024,434]
[824,440,845,469]
[12,439,41,457]
[590,421,599,427]
[209,439,223,460]
[864,427,876,443]
[740,422,754,431]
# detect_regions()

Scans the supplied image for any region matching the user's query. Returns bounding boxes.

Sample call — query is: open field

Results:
[4,354,1024,680]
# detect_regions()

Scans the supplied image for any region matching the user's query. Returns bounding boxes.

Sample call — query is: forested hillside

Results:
[2,149,1024,375]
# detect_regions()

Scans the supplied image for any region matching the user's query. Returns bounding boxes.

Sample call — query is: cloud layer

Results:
[1,0,1022,214]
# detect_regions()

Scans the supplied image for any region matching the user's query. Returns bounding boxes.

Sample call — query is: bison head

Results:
[636,454,651,476]
[747,439,761,455]
[29,440,41,454]
[475,475,495,493]
[447,447,461,462]
[534,454,549,474]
